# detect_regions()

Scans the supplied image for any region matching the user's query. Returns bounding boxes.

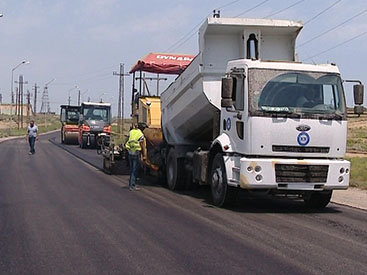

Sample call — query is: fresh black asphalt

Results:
[0,132,366,274]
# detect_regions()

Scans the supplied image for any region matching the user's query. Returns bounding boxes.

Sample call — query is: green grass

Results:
[346,157,367,190]
[347,127,367,152]
[0,114,60,138]
[347,115,367,152]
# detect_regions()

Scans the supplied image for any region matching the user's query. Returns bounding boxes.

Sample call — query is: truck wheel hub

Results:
[212,168,223,194]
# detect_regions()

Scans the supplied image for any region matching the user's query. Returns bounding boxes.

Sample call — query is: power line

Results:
[303,0,342,26]
[56,65,116,80]
[303,31,367,61]
[235,0,270,17]
[165,19,206,52]
[217,0,242,10]
[297,9,367,48]
[165,0,244,52]
[263,0,304,19]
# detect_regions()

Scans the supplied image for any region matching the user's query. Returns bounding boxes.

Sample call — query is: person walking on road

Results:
[26,120,39,155]
[125,123,145,191]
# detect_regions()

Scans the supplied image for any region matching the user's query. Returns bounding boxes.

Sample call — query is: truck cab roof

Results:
[81,102,111,107]
[227,59,340,74]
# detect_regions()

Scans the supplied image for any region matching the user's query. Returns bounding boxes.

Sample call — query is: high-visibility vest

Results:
[125,129,144,152]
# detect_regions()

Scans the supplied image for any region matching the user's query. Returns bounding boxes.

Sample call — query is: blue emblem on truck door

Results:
[297,132,310,146]
[226,118,231,131]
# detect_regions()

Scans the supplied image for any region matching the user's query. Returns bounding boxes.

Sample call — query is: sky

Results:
[0,0,366,116]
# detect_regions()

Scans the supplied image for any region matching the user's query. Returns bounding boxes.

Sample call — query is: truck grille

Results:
[272,145,330,153]
[275,164,328,183]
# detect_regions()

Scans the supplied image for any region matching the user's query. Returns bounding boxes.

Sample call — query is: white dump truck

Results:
[158,17,364,208]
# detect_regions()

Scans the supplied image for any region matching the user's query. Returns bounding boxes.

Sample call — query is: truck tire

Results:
[166,148,185,190]
[210,153,238,207]
[303,191,332,209]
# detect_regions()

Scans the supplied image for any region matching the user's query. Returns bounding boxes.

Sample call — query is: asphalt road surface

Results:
[0,132,366,274]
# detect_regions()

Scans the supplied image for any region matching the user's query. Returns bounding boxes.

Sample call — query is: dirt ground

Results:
[0,120,17,130]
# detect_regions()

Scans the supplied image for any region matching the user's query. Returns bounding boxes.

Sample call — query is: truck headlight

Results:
[338,176,344,183]
[255,166,262,173]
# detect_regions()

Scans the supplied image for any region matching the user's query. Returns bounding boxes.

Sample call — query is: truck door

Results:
[223,72,246,152]
[60,107,66,123]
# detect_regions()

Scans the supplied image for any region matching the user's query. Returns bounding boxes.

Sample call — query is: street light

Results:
[79,89,88,104]
[11,60,30,121]
[45,78,55,88]
[67,85,78,105]
[98,92,107,102]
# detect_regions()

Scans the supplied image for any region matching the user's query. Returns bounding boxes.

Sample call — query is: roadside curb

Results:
[0,129,59,144]
[331,201,367,212]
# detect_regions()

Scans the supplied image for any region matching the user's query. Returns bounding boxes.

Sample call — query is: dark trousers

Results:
[28,136,36,154]
[128,153,141,188]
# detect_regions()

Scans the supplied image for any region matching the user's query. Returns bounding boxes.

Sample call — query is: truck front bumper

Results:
[226,157,350,191]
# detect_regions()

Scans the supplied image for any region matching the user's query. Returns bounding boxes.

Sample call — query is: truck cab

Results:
[78,102,111,148]
[60,105,80,144]
[216,59,352,204]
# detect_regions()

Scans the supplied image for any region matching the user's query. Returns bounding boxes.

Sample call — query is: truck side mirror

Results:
[354,84,364,115]
[354,84,364,105]
[221,77,233,108]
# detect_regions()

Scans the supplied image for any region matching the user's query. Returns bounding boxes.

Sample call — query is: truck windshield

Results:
[83,107,110,122]
[248,69,346,119]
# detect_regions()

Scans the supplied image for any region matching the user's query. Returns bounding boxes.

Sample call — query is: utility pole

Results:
[40,79,54,114]
[15,86,19,116]
[26,90,30,120]
[0,93,2,115]
[15,75,28,129]
[33,83,39,116]
[15,87,18,117]
[113,63,129,133]
[78,90,81,106]
[68,95,71,105]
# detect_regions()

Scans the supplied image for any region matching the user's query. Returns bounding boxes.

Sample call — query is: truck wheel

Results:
[61,131,64,144]
[166,148,185,190]
[303,191,332,209]
[210,153,238,207]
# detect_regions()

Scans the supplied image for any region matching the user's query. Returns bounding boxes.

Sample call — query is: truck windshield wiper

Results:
[261,109,301,118]
[318,113,343,120]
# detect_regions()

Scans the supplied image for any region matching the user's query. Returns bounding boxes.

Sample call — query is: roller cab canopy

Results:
[130,53,195,75]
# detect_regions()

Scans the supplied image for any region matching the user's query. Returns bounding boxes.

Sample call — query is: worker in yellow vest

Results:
[125,123,145,191]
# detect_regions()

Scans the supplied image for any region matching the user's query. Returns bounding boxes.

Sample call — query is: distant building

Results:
[0,104,33,116]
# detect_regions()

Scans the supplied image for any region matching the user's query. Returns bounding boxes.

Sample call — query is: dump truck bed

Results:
[160,17,302,146]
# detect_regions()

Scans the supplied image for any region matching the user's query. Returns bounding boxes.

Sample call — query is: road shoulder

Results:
[0,129,59,144]
[332,187,367,210]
